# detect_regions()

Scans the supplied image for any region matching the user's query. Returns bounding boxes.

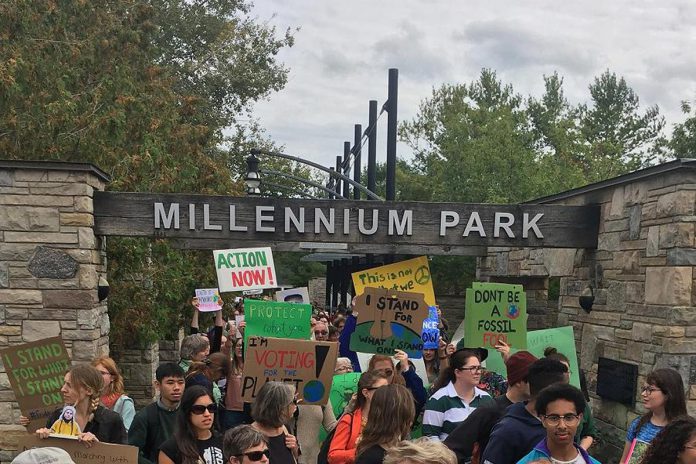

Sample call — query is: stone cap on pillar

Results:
[0,159,111,183]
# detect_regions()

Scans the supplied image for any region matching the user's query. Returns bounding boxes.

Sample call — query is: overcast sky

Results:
[249,0,696,169]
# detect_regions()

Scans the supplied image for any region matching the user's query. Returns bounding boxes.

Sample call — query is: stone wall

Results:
[478,167,696,463]
[0,163,109,461]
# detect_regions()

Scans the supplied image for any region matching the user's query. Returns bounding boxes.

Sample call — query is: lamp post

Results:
[245,153,261,196]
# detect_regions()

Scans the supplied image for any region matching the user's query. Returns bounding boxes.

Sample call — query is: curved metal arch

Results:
[251,148,384,201]
[260,168,347,199]
[262,181,318,199]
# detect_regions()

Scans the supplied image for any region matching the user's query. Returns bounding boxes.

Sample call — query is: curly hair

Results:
[639,416,696,464]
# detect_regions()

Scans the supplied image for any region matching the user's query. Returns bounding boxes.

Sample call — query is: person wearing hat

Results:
[12,447,75,464]
[493,351,538,411]
[423,349,494,441]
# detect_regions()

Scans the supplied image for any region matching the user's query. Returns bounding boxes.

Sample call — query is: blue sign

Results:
[421,306,440,350]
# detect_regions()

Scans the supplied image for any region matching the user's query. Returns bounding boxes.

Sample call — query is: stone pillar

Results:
[0,161,109,459]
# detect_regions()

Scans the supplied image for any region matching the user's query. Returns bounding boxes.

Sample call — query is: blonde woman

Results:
[35,364,127,445]
[92,356,135,430]
[354,384,415,464]
[383,438,456,464]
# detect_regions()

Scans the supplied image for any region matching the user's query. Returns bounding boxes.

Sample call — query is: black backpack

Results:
[317,412,354,464]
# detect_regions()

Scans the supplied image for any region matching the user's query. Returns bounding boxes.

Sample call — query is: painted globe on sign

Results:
[303,380,325,403]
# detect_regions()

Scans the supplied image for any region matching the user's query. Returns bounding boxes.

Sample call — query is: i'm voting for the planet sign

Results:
[464,282,527,349]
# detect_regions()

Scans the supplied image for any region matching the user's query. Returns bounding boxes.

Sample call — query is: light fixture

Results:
[579,286,594,313]
[245,153,261,196]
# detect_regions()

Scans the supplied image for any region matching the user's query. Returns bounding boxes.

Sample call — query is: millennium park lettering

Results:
[153,202,544,239]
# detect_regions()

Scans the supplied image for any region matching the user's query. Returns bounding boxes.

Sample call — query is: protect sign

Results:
[0,337,71,432]
[350,287,429,358]
[352,256,436,306]
[242,337,337,405]
[244,299,312,348]
[213,247,276,292]
[464,282,527,349]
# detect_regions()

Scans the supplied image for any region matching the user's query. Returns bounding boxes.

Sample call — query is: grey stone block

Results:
[28,246,78,279]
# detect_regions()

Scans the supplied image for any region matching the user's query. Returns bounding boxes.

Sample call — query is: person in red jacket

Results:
[328,371,388,464]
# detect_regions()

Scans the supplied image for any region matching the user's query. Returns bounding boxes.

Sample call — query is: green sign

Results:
[485,326,580,388]
[244,299,312,348]
[465,282,527,349]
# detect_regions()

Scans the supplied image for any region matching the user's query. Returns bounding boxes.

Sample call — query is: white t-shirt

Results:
[551,452,588,464]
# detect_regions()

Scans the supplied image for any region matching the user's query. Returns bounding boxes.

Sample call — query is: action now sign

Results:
[213,247,277,292]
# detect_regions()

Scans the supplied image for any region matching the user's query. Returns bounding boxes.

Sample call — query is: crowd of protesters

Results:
[15,296,696,464]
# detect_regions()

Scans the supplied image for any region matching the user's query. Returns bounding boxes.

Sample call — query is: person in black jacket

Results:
[129,363,186,464]
[35,364,127,445]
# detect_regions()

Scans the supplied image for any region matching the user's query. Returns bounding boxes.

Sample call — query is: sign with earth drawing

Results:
[464,282,527,349]
[350,287,429,358]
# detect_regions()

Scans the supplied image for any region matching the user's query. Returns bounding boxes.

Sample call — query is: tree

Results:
[578,70,665,181]
[0,0,295,345]
[669,98,696,158]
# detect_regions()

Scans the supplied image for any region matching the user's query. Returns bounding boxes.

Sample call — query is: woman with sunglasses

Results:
[328,370,389,464]
[620,367,687,464]
[422,349,494,441]
[159,385,224,464]
[223,424,269,464]
[367,351,427,417]
[251,382,299,464]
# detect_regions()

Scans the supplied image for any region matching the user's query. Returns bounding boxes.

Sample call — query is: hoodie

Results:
[482,402,545,464]
[517,438,601,464]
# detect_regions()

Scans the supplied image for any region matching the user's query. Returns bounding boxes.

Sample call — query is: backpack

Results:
[317,412,354,464]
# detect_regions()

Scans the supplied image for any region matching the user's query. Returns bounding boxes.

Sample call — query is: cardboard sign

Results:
[352,256,436,306]
[194,288,223,312]
[0,337,70,432]
[275,287,310,304]
[421,306,440,350]
[484,326,580,388]
[17,434,137,464]
[241,337,337,405]
[349,288,429,358]
[464,282,527,349]
[213,247,276,292]
[244,299,312,348]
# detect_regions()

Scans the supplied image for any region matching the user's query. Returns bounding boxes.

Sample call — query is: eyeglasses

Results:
[641,386,661,394]
[335,366,352,373]
[458,366,483,373]
[541,414,580,426]
[365,386,383,391]
[376,368,393,377]
[235,449,270,461]
[191,403,218,415]
[314,331,328,336]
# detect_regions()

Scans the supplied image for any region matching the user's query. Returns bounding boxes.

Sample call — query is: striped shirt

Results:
[422,382,493,441]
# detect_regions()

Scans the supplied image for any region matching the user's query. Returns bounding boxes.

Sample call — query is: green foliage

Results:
[669,98,696,158]
[0,0,293,345]
[273,252,326,289]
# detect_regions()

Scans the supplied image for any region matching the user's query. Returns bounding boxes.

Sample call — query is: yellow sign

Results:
[352,256,435,306]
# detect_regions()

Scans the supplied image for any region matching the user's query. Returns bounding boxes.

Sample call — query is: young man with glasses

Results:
[482,358,568,464]
[517,383,600,464]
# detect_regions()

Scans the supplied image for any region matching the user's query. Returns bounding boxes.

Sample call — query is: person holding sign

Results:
[159,385,224,464]
[251,382,300,464]
[368,353,427,417]
[422,349,494,441]
[36,364,127,445]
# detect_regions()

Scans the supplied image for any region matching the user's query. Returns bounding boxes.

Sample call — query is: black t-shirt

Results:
[267,432,295,464]
[160,434,224,464]
[355,445,386,464]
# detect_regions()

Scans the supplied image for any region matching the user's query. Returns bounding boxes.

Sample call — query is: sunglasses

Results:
[191,403,218,415]
[376,368,393,377]
[236,449,270,461]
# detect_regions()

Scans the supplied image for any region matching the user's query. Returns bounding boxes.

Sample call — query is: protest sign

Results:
[194,288,223,312]
[421,306,440,350]
[242,337,337,405]
[0,337,70,432]
[352,256,436,306]
[484,326,580,388]
[244,299,312,348]
[464,282,527,349]
[275,287,310,304]
[350,287,429,358]
[213,247,276,292]
[18,434,137,464]
[329,372,361,420]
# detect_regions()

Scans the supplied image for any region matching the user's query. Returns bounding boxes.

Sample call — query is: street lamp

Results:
[245,153,261,196]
